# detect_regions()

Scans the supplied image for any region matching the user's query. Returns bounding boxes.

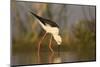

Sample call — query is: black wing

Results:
[30,12,59,28]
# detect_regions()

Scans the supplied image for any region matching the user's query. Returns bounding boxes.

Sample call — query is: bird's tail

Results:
[30,12,41,20]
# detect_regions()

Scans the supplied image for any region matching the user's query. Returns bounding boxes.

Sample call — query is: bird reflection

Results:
[48,51,62,63]
[53,56,62,63]
[49,45,62,63]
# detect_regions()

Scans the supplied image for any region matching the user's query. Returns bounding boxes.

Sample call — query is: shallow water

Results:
[11,49,95,66]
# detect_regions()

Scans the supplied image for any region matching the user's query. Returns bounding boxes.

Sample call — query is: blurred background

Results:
[11,0,96,66]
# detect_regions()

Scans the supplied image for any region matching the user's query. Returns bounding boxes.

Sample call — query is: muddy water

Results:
[11,51,85,66]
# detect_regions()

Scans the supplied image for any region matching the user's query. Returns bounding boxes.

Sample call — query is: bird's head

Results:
[53,34,62,45]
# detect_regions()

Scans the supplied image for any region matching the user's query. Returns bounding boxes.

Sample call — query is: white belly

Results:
[44,25,59,35]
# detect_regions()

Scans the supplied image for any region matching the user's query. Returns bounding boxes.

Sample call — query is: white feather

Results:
[35,17,62,45]
[44,25,62,45]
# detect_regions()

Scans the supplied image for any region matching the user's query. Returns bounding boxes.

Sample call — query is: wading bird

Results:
[30,12,62,53]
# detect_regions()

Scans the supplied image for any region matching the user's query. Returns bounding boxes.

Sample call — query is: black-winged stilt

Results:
[30,12,62,53]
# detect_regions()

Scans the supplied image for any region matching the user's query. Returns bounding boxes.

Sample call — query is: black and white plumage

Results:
[30,12,62,45]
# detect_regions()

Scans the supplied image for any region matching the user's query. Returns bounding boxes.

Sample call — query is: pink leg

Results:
[48,50,54,63]
[49,35,54,53]
[37,32,47,63]
[38,32,47,52]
